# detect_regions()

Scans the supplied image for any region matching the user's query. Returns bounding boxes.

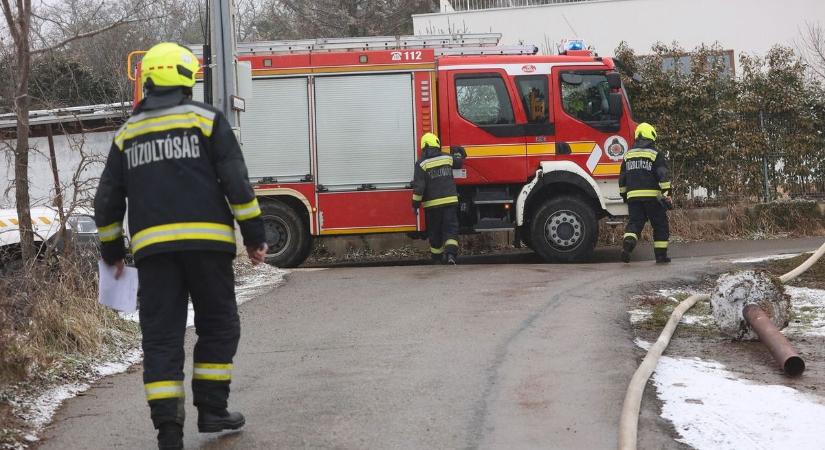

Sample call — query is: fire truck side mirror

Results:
[606,71,622,90]
[608,92,623,119]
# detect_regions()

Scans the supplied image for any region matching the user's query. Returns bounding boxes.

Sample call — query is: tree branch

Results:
[32,16,140,54]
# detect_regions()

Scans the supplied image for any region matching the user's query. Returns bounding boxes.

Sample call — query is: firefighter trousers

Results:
[425,204,459,260]
[136,251,240,428]
[624,200,670,255]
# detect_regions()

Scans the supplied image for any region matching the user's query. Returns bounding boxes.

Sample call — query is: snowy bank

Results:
[640,339,825,449]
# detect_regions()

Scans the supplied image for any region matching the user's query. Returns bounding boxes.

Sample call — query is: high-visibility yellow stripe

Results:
[231,198,261,221]
[320,226,417,235]
[570,142,596,154]
[412,194,423,201]
[526,143,556,155]
[9,218,18,225]
[131,222,235,253]
[423,196,458,208]
[115,113,214,150]
[421,156,453,170]
[193,363,233,381]
[430,246,444,254]
[654,241,669,249]
[39,216,52,224]
[626,190,661,198]
[444,239,458,247]
[145,381,184,401]
[98,222,124,243]
[0,219,7,227]
[625,150,657,161]
[624,233,638,240]
[659,181,672,189]
[462,145,524,157]
[593,163,622,176]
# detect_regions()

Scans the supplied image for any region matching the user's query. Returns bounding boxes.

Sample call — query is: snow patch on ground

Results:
[730,253,802,263]
[632,286,825,336]
[785,286,825,337]
[637,339,825,449]
[9,263,287,442]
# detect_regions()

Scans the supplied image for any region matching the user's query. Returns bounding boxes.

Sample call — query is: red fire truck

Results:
[130,34,634,267]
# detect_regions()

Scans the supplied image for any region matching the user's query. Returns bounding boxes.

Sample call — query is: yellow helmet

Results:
[141,42,199,89]
[420,132,440,150]
[635,122,657,141]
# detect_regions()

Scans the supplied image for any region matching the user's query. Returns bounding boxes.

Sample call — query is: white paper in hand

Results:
[98,260,138,313]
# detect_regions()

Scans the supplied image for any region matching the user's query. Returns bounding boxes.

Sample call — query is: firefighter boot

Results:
[430,253,443,264]
[655,248,671,264]
[446,254,457,265]
[197,408,246,433]
[157,422,183,450]
[620,236,637,263]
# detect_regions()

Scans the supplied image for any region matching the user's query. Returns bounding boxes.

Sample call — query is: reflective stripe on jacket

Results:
[412,147,462,209]
[618,139,671,201]
[94,91,265,263]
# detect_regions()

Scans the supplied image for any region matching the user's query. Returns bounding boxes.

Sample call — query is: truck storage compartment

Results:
[193,77,312,182]
[314,73,415,190]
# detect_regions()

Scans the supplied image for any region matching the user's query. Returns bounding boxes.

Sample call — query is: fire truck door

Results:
[552,68,626,177]
[314,73,419,235]
[447,71,528,184]
[514,74,557,168]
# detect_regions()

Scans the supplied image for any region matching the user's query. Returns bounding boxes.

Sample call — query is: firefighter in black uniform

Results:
[94,43,268,450]
[412,133,465,264]
[619,122,672,264]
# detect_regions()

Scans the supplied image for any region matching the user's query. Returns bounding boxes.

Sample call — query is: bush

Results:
[615,42,825,203]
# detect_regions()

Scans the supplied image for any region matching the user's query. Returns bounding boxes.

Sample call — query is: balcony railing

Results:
[442,0,598,12]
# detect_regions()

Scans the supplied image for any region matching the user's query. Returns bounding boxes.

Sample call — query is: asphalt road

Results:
[37,237,824,450]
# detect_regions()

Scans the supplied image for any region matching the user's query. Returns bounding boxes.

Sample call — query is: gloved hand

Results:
[659,196,674,210]
[621,193,627,204]
[450,145,467,159]
[412,200,421,213]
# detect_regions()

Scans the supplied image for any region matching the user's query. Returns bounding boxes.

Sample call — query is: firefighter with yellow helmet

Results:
[412,133,465,264]
[619,122,672,263]
[94,42,267,449]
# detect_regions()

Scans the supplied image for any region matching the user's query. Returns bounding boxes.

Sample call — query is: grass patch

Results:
[0,254,139,386]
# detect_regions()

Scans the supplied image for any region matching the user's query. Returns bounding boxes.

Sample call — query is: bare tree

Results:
[799,21,825,82]
[0,0,151,264]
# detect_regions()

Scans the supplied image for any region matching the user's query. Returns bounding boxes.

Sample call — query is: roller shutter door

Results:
[314,74,415,189]
[192,78,312,181]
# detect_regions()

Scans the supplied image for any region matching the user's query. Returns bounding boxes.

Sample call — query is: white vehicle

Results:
[0,207,98,262]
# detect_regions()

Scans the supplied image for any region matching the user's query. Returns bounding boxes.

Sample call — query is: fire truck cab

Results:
[131,34,633,266]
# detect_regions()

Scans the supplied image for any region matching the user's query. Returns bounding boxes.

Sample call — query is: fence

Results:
[442,0,596,12]
[671,154,825,206]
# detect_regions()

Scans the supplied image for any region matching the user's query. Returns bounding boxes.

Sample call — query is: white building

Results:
[414,0,825,66]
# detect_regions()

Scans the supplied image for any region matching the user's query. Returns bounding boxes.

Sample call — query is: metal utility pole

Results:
[210,0,238,128]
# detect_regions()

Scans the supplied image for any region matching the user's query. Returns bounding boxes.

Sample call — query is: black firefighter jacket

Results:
[94,90,266,264]
[618,139,671,202]
[412,146,464,209]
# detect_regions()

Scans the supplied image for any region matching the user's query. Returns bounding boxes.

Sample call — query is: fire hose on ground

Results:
[618,240,825,450]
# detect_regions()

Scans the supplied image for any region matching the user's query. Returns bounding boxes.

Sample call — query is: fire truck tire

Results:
[260,200,311,268]
[529,195,597,263]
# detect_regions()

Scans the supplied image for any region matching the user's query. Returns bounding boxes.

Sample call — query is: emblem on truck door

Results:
[604,135,628,161]
[522,64,536,73]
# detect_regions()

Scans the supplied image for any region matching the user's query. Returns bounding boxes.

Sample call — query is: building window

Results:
[560,71,611,125]
[656,50,735,76]
[455,75,515,126]
[516,75,550,123]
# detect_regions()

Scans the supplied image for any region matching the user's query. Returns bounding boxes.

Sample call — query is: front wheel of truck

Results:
[529,195,598,263]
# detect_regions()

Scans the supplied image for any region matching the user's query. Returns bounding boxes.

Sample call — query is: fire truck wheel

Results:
[530,195,597,263]
[260,200,311,268]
